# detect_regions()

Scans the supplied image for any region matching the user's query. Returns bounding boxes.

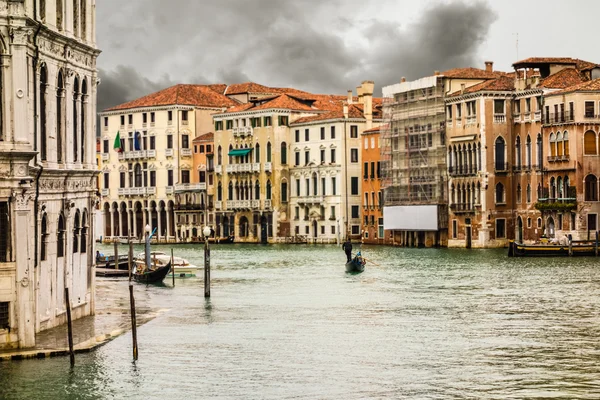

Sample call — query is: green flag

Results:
[113,131,122,153]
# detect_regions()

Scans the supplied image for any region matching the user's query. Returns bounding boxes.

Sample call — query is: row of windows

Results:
[294,148,347,166]
[363,191,383,208]
[293,176,344,197]
[363,162,381,179]
[294,205,339,220]
[40,0,88,40]
[215,115,286,131]
[40,209,88,261]
[294,125,359,142]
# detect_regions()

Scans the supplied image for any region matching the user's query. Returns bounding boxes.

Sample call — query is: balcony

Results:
[121,150,157,160]
[523,113,531,122]
[174,182,207,192]
[180,148,192,157]
[298,195,324,205]
[493,114,506,124]
[101,188,109,196]
[534,110,541,121]
[215,201,222,210]
[232,126,253,137]
[264,162,272,173]
[166,186,174,194]
[116,187,157,196]
[264,199,272,209]
[252,163,260,173]
[513,113,521,123]
[448,166,478,177]
[215,165,222,174]
[229,200,251,210]
[251,200,260,209]
[465,115,477,126]
[494,163,509,173]
[146,187,156,195]
[226,165,235,174]
[165,149,174,157]
[101,153,109,161]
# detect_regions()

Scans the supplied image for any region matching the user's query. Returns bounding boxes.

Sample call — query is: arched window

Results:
[80,211,87,253]
[584,130,597,155]
[448,147,453,172]
[217,145,222,165]
[495,137,505,170]
[515,136,521,168]
[550,177,556,199]
[228,144,233,164]
[557,176,563,198]
[564,176,570,198]
[40,65,48,160]
[134,163,142,187]
[281,181,288,202]
[255,180,260,200]
[312,173,318,196]
[81,79,87,163]
[585,174,598,201]
[281,142,287,164]
[495,182,504,204]
[73,77,79,162]
[563,131,569,156]
[41,213,48,261]
[73,210,80,253]
[549,132,556,157]
[72,0,79,37]
[57,214,65,258]
[228,182,233,200]
[254,143,260,163]
[266,180,272,199]
[526,135,532,168]
[536,133,543,167]
[57,70,64,163]
[217,182,222,201]
[526,184,531,203]
[266,142,272,162]
[517,184,522,203]
[556,132,563,156]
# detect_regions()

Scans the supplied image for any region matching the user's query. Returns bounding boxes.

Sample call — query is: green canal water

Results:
[2,244,600,399]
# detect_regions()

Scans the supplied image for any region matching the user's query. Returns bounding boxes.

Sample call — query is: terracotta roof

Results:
[105,84,238,111]
[539,68,587,89]
[205,84,228,95]
[362,124,387,134]
[441,67,501,80]
[221,93,316,114]
[513,57,600,70]
[193,132,214,142]
[225,82,274,95]
[551,78,600,95]
[291,104,365,124]
[448,75,514,97]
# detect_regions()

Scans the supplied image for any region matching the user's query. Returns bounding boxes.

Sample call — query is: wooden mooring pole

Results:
[204,236,210,298]
[113,240,119,270]
[171,248,175,286]
[128,232,138,360]
[65,287,75,367]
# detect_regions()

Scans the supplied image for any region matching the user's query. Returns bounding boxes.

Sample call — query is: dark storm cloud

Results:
[96,0,496,111]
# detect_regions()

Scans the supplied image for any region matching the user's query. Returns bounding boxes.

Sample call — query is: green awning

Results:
[228,148,252,157]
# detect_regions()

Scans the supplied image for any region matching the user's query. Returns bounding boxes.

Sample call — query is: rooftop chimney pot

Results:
[485,61,493,73]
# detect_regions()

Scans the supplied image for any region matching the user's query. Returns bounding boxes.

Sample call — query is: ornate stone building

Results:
[0,0,99,350]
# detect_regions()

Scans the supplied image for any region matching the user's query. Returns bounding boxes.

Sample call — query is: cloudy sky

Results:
[96,0,598,112]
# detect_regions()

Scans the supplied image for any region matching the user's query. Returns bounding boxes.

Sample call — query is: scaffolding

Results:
[381,76,448,209]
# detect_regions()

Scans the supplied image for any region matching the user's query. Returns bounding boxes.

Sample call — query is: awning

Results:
[228,148,252,157]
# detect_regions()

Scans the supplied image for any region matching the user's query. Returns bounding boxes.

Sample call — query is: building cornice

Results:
[99,104,224,117]
[445,91,513,104]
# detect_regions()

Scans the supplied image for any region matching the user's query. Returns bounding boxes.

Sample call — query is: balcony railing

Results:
[513,113,521,123]
[252,163,260,173]
[101,153,109,161]
[493,114,506,124]
[117,150,157,160]
[215,165,222,174]
[101,188,109,196]
[264,199,272,209]
[534,110,541,121]
[175,182,206,192]
[523,113,531,122]
[448,166,479,177]
[165,149,174,157]
[116,187,157,196]
[545,112,574,124]
[232,126,254,137]
[166,186,174,194]
[298,195,324,204]
[547,154,571,163]
[264,162,272,173]
[494,162,509,173]
[215,201,222,210]
[450,203,475,213]
[180,148,192,157]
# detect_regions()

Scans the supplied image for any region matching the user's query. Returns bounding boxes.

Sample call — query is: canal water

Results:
[2,244,600,399]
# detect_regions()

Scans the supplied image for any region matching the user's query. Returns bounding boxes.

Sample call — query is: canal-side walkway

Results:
[0,278,161,361]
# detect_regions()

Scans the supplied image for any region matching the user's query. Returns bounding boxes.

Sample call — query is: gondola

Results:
[133,262,172,284]
[345,254,366,273]
[96,255,130,270]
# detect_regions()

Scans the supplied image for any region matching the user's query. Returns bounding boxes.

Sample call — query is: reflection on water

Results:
[2,244,600,399]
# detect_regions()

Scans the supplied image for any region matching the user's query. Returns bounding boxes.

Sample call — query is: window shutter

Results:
[584,132,597,155]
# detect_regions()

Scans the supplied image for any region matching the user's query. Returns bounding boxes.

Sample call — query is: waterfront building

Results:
[98,85,237,242]
[0,0,100,350]
[445,75,516,248]
[360,125,390,244]
[381,64,500,247]
[289,81,383,243]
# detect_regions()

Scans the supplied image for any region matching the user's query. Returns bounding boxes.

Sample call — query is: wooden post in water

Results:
[171,248,175,286]
[568,237,573,256]
[128,234,133,282]
[113,240,118,269]
[129,283,138,360]
[596,231,599,257]
[204,235,210,298]
[65,287,75,367]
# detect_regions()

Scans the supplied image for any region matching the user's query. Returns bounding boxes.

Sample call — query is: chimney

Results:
[434,71,440,76]
[343,104,349,119]
[461,83,465,94]
[361,80,374,130]
[356,85,364,104]
[401,77,406,83]
[485,61,493,73]
[347,89,353,104]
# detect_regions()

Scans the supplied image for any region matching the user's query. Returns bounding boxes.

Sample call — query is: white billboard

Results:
[383,205,439,231]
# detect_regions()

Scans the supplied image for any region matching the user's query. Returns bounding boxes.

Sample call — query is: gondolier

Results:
[342,238,353,262]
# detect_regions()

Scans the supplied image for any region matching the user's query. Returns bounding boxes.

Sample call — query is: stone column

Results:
[110,207,115,238]
[157,205,163,241]
[166,206,171,240]
[13,191,35,348]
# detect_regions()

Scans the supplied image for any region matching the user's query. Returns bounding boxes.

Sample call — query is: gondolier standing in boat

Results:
[342,238,353,262]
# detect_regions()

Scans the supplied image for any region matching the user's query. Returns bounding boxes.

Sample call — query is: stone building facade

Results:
[0,0,100,350]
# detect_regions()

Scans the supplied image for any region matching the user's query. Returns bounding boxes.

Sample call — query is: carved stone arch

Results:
[81,76,88,94]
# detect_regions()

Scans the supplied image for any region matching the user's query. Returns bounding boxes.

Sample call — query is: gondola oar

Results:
[361,257,381,266]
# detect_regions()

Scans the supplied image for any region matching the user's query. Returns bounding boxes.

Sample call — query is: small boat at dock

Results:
[133,261,171,284]
[136,251,200,277]
[508,238,600,257]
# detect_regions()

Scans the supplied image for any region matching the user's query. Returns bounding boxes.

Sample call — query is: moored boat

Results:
[136,251,200,277]
[345,253,366,273]
[96,254,130,270]
[508,239,599,257]
[133,261,171,284]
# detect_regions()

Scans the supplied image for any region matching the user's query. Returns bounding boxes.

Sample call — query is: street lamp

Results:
[203,226,211,298]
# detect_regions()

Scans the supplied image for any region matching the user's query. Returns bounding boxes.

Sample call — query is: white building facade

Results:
[0,0,100,350]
